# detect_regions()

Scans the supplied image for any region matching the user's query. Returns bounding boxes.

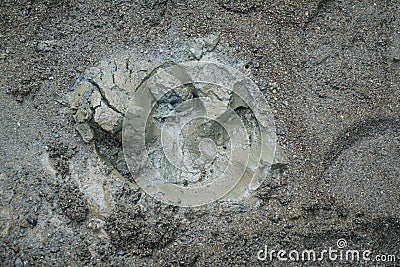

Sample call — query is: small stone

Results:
[204,34,220,52]
[91,90,102,108]
[69,82,94,109]
[50,247,60,253]
[276,128,285,136]
[189,45,203,60]
[37,40,56,52]
[116,160,127,172]
[269,216,280,223]
[87,218,104,231]
[272,144,288,169]
[26,217,37,227]
[93,102,122,133]
[268,82,278,89]
[75,107,93,123]
[14,257,24,267]
[386,45,399,62]
[75,123,94,143]
[20,222,30,228]
[117,250,127,256]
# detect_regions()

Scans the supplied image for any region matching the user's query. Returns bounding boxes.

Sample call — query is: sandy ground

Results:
[0,0,399,266]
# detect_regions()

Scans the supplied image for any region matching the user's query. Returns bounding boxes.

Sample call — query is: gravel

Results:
[0,0,399,266]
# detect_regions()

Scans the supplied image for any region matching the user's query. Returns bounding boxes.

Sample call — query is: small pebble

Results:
[276,129,285,136]
[268,82,278,89]
[283,223,294,229]
[26,217,37,227]
[117,250,127,256]
[189,45,203,60]
[14,257,24,267]
[269,216,280,223]
[50,247,60,253]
